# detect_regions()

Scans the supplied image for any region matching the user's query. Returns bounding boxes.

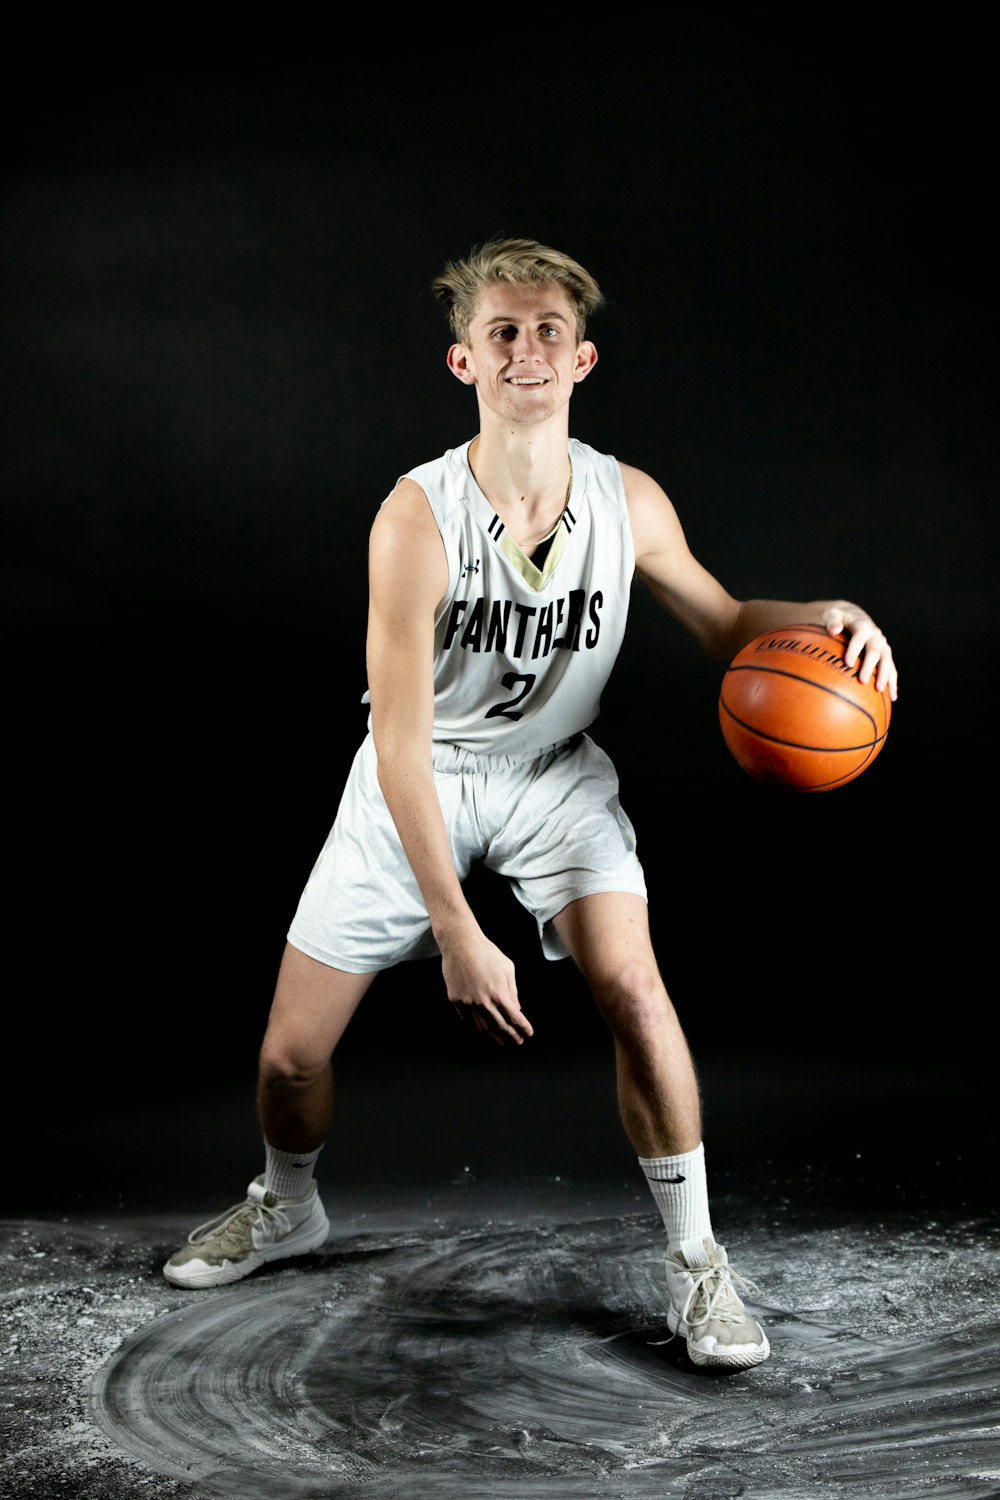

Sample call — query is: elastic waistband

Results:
[431,733,581,774]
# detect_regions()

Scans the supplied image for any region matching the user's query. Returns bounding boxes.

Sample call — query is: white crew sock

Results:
[263,1143,322,1202]
[638,1142,713,1253]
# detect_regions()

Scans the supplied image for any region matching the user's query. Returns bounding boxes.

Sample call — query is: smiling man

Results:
[163,238,897,1374]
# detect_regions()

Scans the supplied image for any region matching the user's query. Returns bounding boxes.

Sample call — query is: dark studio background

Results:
[5,24,995,1217]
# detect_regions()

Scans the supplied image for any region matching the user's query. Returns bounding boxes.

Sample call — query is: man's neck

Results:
[468,426,572,518]
[468,428,573,553]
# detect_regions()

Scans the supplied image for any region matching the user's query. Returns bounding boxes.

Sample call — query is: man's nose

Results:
[512,330,543,359]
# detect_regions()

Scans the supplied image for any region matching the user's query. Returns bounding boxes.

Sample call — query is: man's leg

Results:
[163,945,375,1288]
[552,892,701,1157]
[258,942,376,1153]
[552,892,770,1370]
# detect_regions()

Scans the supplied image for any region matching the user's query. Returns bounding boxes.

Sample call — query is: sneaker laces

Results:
[185,1190,292,1253]
[678,1258,761,1332]
[652,1252,762,1349]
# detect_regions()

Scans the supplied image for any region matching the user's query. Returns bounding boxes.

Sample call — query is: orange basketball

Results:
[718,624,892,791]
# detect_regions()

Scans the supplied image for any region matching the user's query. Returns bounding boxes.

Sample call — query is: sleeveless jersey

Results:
[365,438,635,757]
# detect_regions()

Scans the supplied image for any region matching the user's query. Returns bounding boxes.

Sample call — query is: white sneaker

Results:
[163,1175,330,1288]
[663,1235,770,1370]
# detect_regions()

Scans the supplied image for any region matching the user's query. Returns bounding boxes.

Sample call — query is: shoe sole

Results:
[162,1210,331,1289]
[665,1307,771,1371]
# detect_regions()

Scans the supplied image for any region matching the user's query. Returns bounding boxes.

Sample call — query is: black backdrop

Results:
[5,28,994,1123]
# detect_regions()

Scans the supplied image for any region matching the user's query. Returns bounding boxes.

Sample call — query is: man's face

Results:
[447,282,597,425]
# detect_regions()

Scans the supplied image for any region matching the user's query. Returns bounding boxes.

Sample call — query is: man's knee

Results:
[258,1029,331,1090]
[589,958,672,1035]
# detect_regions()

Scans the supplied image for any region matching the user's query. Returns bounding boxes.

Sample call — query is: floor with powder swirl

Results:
[3,1047,998,1500]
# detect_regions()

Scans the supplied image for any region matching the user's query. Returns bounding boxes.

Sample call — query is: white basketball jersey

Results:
[367,438,635,756]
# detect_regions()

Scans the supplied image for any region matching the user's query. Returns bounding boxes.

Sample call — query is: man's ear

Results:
[446,344,476,385]
[573,341,598,384]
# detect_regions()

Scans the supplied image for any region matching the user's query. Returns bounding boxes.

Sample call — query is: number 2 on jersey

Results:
[485,672,537,721]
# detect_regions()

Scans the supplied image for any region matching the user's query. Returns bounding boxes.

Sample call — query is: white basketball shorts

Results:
[286,730,647,973]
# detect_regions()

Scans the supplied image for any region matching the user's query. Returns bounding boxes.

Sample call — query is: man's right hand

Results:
[441,929,534,1046]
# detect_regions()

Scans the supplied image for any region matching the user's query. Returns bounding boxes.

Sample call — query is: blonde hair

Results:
[432,237,605,345]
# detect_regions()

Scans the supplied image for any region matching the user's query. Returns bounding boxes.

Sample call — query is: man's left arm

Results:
[621,462,898,701]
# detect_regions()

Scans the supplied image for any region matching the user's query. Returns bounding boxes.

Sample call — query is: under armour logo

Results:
[461,558,480,576]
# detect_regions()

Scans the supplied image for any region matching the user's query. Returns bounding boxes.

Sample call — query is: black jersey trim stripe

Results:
[488,514,505,539]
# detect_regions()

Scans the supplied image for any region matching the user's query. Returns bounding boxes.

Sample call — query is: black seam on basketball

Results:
[718,698,883,754]
[721,664,883,735]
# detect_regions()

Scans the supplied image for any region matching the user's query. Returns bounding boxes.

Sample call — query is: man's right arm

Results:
[366,480,533,1045]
